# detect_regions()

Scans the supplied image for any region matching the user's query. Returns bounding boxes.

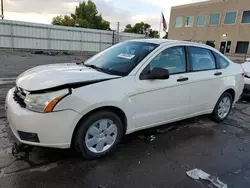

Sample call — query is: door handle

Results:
[177,77,189,82]
[214,72,222,76]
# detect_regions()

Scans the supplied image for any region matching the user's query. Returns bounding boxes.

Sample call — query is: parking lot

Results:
[1,51,250,188]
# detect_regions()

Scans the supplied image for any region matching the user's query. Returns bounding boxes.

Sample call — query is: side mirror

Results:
[144,67,169,80]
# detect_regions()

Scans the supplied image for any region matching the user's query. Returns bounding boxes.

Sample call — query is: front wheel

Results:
[211,92,233,122]
[75,111,124,159]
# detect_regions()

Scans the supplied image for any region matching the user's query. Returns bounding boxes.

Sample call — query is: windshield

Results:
[84,41,159,76]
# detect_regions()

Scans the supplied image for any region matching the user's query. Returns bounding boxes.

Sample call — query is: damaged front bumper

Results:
[5,87,81,149]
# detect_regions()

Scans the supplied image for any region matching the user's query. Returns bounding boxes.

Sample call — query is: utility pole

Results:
[117,22,120,34]
[116,22,120,43]
[1,0,3,19]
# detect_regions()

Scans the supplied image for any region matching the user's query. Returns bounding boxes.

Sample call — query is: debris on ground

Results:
[98,184,108,188]
[238,147,248,152]
[138,135,156,143]
[138,135,146,140]
[233,169,242,174]
[33,50,43,54]
[186,168,228,188]
[12,142,33,156]
[63,51,73,55]
[32,50,73,56]
[149,135,155,141]
[157,126,176,133]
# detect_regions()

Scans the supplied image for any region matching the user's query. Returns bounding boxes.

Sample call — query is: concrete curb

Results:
[0,78,16,85]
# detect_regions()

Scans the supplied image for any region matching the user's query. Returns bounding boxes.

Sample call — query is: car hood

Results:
[16,63,121,91]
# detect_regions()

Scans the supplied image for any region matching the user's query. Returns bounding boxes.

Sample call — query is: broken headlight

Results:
[24,89,70,113]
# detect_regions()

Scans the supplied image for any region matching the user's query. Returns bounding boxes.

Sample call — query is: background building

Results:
[168,0,250,62]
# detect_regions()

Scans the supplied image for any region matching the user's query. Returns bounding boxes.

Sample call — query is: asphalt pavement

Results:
[1,51,250,188]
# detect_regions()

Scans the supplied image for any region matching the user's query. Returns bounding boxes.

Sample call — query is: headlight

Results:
[24,89,70,113]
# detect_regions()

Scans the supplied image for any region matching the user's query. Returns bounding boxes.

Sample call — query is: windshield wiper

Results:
[83,63,123,76]
[84,64,103,72]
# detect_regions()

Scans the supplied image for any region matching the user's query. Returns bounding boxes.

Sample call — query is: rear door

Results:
[187,46,226,114]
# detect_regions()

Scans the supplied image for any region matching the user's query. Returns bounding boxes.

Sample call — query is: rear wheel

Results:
[75,111,124,159]
[211,92,233,122]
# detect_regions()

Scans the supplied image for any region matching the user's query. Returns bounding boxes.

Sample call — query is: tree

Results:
[124,22,159,38]
[124,24,133,33]
[52,0,110,30]
[52,15,75,27]
[163,32,168,39]
[149,29,160,38]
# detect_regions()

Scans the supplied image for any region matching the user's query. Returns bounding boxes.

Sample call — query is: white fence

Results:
[0,20,145,52]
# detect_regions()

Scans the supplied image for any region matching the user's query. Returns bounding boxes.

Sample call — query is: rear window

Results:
[213,52,229,69]
[189,47,216,71]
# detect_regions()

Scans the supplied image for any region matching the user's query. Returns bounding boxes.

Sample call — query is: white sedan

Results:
[241,58,250,94]
[6,39,244,158]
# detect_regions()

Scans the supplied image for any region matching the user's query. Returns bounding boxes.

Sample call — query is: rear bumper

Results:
[243,84,250,94]
[6,88,82,149]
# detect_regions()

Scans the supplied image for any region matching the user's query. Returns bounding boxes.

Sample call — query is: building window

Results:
[196,15,206,26]
[236,42,249,54]
[206,41,216,48]
[226,41,231,53]
[185,16,194,27]
[242,10,250,23]
[210,13,220,25]
[175,17,183,27]
[224,12,237,24]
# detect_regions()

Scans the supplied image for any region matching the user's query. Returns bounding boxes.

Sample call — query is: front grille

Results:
[13,86,27,108]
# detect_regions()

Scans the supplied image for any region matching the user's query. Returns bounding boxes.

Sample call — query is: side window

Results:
[213,52,229,69]
[189,47,216,71]
[149,46,186,74]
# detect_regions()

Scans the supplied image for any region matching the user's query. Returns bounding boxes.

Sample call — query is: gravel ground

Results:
[0,50,90,78]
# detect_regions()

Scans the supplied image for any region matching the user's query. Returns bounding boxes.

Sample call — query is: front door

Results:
[220,41,226,54]
[130,46,191,129]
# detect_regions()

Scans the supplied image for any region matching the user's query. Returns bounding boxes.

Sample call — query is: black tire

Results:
[75,110,124,159]
[211,92,233,122]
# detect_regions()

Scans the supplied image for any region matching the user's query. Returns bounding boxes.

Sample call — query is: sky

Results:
[2,0,207,31]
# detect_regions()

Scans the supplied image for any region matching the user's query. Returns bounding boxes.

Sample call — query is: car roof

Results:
[129,39,212,49]
[129,39,176,44]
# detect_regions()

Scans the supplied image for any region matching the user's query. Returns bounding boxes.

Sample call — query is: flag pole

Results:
[159,11,162,38]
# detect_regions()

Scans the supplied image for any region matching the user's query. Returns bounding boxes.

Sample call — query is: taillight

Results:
[241,65,245,77]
